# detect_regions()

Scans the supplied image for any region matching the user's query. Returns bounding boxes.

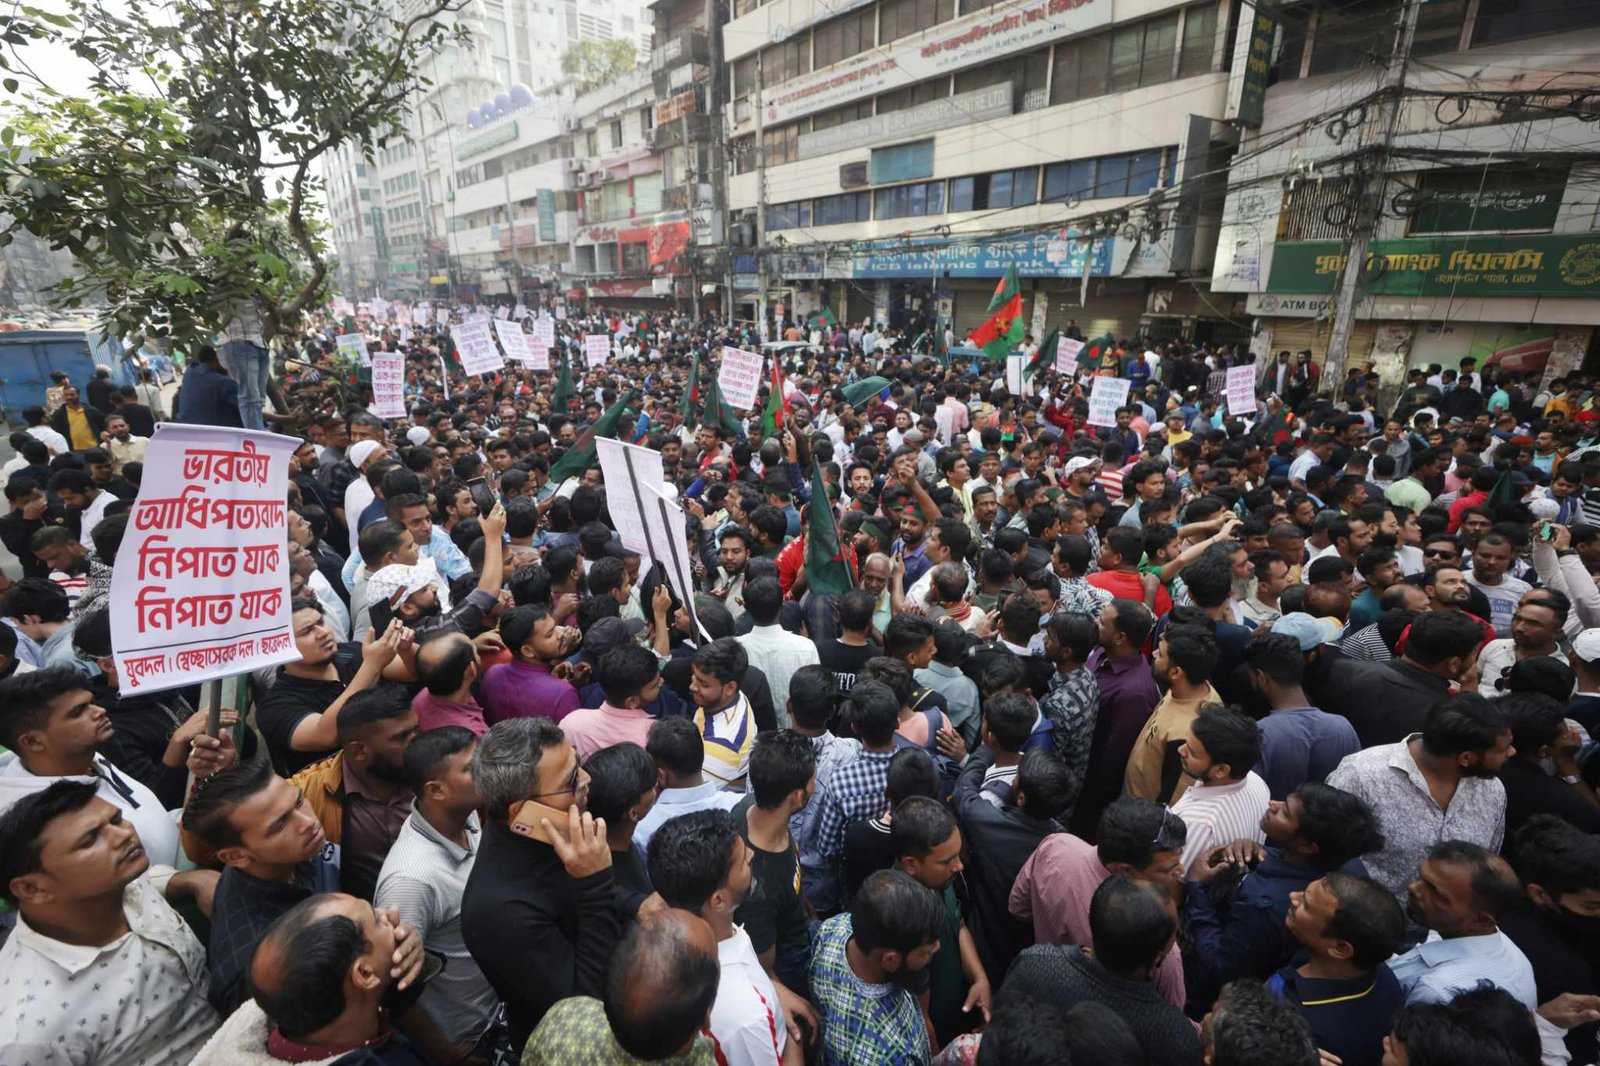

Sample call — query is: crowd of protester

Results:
[0,309,1598,1066]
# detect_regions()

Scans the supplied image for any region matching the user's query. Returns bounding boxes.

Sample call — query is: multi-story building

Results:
[719,0,1248,343]
[1210,1,1600,389]
[324,141,386,299]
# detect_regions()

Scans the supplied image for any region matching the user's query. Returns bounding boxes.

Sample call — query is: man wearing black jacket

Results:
[460,716,620,1051]
[952,746,1072,983]
[0,477,63,579]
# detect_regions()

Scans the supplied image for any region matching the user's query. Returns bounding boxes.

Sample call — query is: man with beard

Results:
[712,526,754,621]
[1501,816,1600,1063]
[1327,693,1512,903]
[182,719,420,1014]
[478,602,583,725]
[648,808,810,1066]
[1387,840,1535,1008]
[809,868,949,1066]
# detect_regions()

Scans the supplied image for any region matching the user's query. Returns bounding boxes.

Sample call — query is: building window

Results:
[767,200,812,231]
[879,0,954,44]
[1307,0,1391,76]
[812,191,872,225]
[1050,32,1110,104]
[876,79,948,115]
[763,36,811,87]
[1177,3,1218,77]
[949,167,1038,211]
[813,7,874,68]
[586,130,599,156]
[869,139,934,184]
[1042,148,1176,202]
[874,180,945,219]
[762,123,801,166]
[642,107,654,132]
[729,134,757,175]
[810,101,873,131]
[733,54,758,97]
[1473,0,1600,45]
[609,119,624,148]
[621,242,649,273]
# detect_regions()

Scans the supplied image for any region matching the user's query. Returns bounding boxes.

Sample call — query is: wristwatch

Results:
[1561,774,1583,784]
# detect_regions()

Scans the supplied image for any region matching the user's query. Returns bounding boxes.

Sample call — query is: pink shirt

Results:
[560,703,656,761]
[1008,832,1187,1009]
[411,689,488,736]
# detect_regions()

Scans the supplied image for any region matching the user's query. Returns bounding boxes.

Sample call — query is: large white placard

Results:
[1005,355,1027,396]
[596,437,707,640]
[1226,364,1257,417]
[525,341,550,372]
[451,318,505,377]
[718,346,764,411]
[413,304,433,326]
[370,352,406,419]
[336,332,371,368]
[532,318,555,347]
[1087,377,1132,428]
[584,333,611,368]
[1055,337,1085,373]
[110,425,300,695]
[494,319,534,363]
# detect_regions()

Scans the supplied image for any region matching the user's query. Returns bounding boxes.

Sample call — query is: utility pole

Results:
[753,48,768,340]
[1320,0,1423,391]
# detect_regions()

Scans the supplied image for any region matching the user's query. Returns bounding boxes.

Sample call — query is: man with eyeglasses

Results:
[460,717,620,1052]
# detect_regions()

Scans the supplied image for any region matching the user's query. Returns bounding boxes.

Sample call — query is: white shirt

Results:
[737,624,821,729]
[1288,449,1320,485]
[710,926,789,1066]
[634,780,742,853]
[1387,928,1537,1008]
[308,569,351,641]
[0,752,182,868]
[0,874,218,1066]
[26,424,69,456]
[78,488,118,550]
[344,476,376,529]
[1476,638,1567,696]
[1171,771,1271,878]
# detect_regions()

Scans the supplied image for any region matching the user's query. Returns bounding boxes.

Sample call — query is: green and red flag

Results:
[807,307,838,332]
[804,459,855,597]
[549,389,635,484]
[761,358,790,437]
[969,265,1024,360]
[552,346,576,413]
[699,374,745,438]
[1026,328,1060,377]
[678,350,702,425]
[1079,333,1116,370]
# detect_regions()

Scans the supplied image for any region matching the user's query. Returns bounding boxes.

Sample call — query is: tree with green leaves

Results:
[560,38,639,93]
[0,0,467,351]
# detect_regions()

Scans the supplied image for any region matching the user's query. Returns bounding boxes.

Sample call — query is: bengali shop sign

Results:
[370,353,405,419]
[760,0,1110,125]
[110,426,300,695]
[1266,234,1600,298]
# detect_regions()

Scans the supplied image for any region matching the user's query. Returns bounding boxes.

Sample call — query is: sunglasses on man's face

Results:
[1423,548,1456,558]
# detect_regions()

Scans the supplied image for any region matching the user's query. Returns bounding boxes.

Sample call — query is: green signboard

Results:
[1407,165,1565,235]
[1268,233,1600,298]
[538,188,556,243]
[1237,12,1275,128]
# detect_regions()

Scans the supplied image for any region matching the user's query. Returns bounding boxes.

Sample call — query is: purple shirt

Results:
[479,659,580,725]
[1089,648,1162,782]
[411,689,489,736]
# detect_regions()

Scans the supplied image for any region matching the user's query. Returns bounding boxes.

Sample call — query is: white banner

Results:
[514,303,529,320]
[1226,364,1257,417]
[1055,337,1085,373]
[526,341,550,372]
[555,306,568,321]
[370,352,405,419]
[760,0,1111,125]
[495,305,511,320]
[718,346,764,411]
[494,319,534,363]
[1087,377,1132,428]
[413,304,433,326]
[532,318,556,347]
[452,318,505,377]
[110,425,300,695]
[596,437,707,641]
[584,333,611,368]
[336,332,371,368]
[1005,354,1027,397]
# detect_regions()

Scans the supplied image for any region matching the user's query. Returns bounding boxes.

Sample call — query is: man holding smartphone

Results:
[460,717,620,1051]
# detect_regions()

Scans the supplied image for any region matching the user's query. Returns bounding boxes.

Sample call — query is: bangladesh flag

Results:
[699,374,745,438]
[969,265,1024,360]
[550,389,636,484]
[804,460,855,597]
[678,351,701,425]
[807,307,838,332]
[761,358,790,438]
[1026,328,1060,377]
[841,375,893,409]
[552,347,576,413]
[1080,333,1116,370]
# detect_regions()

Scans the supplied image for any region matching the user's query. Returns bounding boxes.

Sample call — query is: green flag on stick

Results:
[550,389,634,484]
[804,460,855,597]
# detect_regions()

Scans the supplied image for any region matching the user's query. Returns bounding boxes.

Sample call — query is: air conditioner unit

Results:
[563,158,583,172]
[563,116,579,131]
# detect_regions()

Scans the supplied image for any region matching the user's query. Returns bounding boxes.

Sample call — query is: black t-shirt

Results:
[256,643,363,774]
[731,795,810,960]
[817,638,880,694]
[841,816,896,904]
